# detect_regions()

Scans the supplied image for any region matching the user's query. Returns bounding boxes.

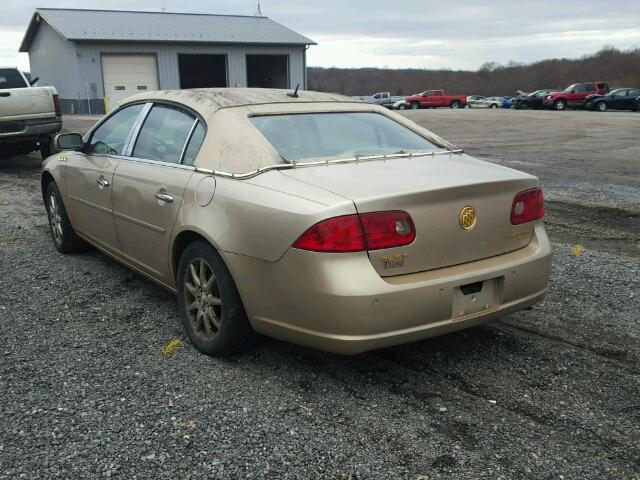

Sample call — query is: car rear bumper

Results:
[0,118,62,141]
[226,223,552,355]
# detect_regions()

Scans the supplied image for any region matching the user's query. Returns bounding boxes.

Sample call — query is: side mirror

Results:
[55,133,83,151]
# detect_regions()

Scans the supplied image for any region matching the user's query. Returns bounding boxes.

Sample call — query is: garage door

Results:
[102,54,158,112]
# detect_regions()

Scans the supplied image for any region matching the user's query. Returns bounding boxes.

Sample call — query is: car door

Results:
[111,104,204,283]
[65,103,146,253]
[610,90,628,110]
[627,90,640,109]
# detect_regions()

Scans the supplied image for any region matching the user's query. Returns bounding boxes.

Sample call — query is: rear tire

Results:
[398,104,406,110]
[450,100,461,109]
[177,241,257,356]
[596,101,608,112]
[490,103,498,109]
[45,182,85,253]
[39,136,52,159]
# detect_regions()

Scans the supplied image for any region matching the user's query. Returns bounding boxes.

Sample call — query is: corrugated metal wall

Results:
[75,42,306,112]
[28,24,308,114]
[28,22,80,100]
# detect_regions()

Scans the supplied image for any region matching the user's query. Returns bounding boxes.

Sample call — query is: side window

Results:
[583,83,595,92]
[434,91,442,96]
[628,90,640,97]
[182,123,206,166]
[132,105,196,164]
[87,104,144,155]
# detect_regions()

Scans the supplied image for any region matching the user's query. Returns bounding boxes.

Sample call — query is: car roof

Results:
[123,88,360,115]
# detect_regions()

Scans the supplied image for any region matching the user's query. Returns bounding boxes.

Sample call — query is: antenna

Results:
[255,1,263,16]
[287,84,300,98]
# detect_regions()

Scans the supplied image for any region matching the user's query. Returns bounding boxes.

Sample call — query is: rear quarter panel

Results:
[173,171,357,263]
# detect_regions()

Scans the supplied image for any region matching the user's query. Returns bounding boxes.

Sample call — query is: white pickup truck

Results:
[0,67,62,159]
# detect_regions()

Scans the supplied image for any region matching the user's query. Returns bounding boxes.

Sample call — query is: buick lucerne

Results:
[42,88,551,355]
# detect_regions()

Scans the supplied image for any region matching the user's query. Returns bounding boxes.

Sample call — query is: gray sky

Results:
[3,0,640,71]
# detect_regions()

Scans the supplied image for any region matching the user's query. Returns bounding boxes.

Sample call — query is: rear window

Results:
[0,69,28,89]
[250,112,438,162]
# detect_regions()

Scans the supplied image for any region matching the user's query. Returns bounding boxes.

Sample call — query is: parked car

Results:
[469,96,504,109]
[360,92,406,109]
[466,95,485,108]
[502,97,513,109]
[42,88,550,356]
[0,67,62,159]
[512,89,559,110]
[584,88,640,112]
[403,90,467,109]
[542,82,609,110]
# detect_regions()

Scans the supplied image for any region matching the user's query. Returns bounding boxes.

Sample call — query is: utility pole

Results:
[255,1,262,16]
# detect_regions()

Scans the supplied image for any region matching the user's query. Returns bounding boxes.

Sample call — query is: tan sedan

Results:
[42,88,551,356]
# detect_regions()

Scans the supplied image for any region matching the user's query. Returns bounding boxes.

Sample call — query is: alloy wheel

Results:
[184,258,223,341]
[48,193,63,245]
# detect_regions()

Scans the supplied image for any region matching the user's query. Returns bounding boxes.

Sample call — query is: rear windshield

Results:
[250,112,438,162]
[0,69,28,89]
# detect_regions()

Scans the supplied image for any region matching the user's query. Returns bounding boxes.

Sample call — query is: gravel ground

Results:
[1,110,639,479]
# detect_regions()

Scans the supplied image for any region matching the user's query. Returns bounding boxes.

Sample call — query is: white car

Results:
[0,67,62,159]
[469,96,504,109]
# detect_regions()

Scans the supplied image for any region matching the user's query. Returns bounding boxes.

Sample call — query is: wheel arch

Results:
[41,170,56,204]
[171,227,224,283]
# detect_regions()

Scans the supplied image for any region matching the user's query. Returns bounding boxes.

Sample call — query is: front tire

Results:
[596,101,608,112]
[177,241,257,356]
[397,104,406,110]
[554,99,567,111]
[410,102,419,110]
[45,182,85,253]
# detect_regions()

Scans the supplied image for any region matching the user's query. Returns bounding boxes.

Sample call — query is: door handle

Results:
[155,191,174,203]
[0,92,10,97]
[96,177,110,188]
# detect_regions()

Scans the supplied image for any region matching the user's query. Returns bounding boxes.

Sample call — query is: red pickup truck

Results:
[403,90,467,109]
[543,82,609,110]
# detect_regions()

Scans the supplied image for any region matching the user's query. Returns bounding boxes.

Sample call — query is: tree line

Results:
[307,48,640,96]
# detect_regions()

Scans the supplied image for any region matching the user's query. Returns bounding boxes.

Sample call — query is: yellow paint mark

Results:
[570,244,585,257]
[161,337,182,357]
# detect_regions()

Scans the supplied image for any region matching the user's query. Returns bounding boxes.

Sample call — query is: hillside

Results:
[307,48,640,96]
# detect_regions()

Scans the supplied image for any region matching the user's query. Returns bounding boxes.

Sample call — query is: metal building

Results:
[19,8,315,114]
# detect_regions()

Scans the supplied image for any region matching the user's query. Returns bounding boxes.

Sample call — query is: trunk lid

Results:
[0,87,55,122]
[282,154,539,276]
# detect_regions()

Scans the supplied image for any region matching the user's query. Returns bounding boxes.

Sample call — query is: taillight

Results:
[292,211,415,253]
[53,94,62,117]
[360,211,415,250]
[511,188,544,225]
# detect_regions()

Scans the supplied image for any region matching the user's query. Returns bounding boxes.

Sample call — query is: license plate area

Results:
[452,278,499,320]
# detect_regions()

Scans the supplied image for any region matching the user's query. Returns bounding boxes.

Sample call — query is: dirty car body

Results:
[41,88,551,355]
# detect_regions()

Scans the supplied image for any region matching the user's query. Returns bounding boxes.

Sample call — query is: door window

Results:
[182,123,206,166]
[628,89,640,97]
[132,106,196,164]
[87,104,144,155]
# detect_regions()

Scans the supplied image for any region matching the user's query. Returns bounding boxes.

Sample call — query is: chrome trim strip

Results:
[195,149,464,180]
[115,155,197,171]
[68,194,111,213]
[112,210,166,234]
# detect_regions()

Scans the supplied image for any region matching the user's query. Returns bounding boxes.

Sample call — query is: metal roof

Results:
[20,8,315,52]
[124,88,359,112]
